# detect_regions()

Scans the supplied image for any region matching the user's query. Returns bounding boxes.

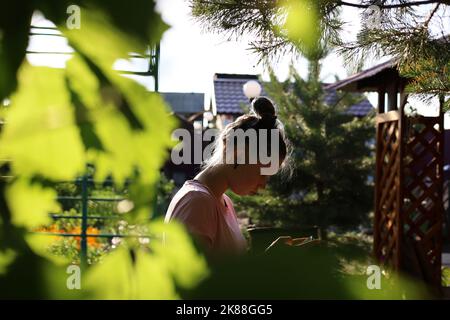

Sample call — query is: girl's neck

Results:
[194,165,229,200]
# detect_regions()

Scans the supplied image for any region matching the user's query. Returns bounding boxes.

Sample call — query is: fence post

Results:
[80,174,88,266]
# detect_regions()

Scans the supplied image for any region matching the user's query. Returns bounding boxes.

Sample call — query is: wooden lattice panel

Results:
[402,116,443,286]
[374,110,444,289]
[374,112,401,269]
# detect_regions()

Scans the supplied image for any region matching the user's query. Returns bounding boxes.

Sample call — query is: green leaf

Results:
[0,63,86,180]
[133,250,179,299]
[0,249,16,275]
[65,53,176,186]
[59,5,165,76]
[6,178,60,229]
[92,0,169,46]
[126,177,158,222]
[149,220,209,289]
[57,3,169,130]
[83,246,134,299]
[66,77,105,152]
[281,0,320,56]
[83,220,208,299]
[83,246,179,299]
[25,233,71,266]
[85,79,176,186]
[37,1,168,51]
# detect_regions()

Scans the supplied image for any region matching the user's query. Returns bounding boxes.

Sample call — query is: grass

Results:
[326,231,374,276]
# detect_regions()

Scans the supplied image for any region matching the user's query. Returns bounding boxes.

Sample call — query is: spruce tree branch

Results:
[337,0,449,9]
[423,3,441,28]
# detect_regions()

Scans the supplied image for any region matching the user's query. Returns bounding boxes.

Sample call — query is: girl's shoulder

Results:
[173,180,217,206]
[165,181,219,223]
[182,180,215,197]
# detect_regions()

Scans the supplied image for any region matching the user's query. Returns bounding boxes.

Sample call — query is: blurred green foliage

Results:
[443,267,450,287]
[0,0,207,299]
[82,220,209,299]
[184,238,431,300]
[280,0,320,58]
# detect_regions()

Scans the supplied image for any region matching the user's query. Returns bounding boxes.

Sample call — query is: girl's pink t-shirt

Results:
[164,180,247,255]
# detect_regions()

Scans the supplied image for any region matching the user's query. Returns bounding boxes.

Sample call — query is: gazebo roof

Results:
[325,59,401,92]
[325,35,449,93]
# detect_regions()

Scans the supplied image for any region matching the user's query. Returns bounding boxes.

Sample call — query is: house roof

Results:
[162,92,205,114]
[213,73,374,117]
[213,73,268,114]
[323,88,374,117]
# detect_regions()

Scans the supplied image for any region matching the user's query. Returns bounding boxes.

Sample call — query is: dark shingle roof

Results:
[213,73,374,117]
[323,89,374,117]
[162,92,205,114]
[346,99,374,116]
[213,74,268,114]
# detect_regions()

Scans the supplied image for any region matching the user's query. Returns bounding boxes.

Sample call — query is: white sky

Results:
[27,0,449,126]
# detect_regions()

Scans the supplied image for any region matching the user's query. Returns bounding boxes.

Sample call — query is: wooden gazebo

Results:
[327,60,446,290]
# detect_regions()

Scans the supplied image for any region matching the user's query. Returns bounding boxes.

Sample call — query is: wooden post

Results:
[396,90,408,270]
[387,83,398,112]
[378,89,385,114]
[374,114,381,260]
[435,95,445,288]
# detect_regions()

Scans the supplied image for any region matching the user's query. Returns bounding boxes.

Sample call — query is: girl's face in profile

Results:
[228,163,275,196]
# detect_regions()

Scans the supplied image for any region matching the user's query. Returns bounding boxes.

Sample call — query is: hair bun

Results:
[252,96,276,119]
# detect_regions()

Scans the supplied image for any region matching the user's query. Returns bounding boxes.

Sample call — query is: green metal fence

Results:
[33,170,159,266]
[54,174,127,265]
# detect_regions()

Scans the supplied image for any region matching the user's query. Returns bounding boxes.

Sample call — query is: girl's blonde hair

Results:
[202,96,291,175]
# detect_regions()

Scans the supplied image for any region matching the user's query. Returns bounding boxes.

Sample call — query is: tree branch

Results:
[337,0,449,9]
[423,3,441,28]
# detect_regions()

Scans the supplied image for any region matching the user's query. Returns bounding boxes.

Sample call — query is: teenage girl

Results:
[165,97,290,255]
